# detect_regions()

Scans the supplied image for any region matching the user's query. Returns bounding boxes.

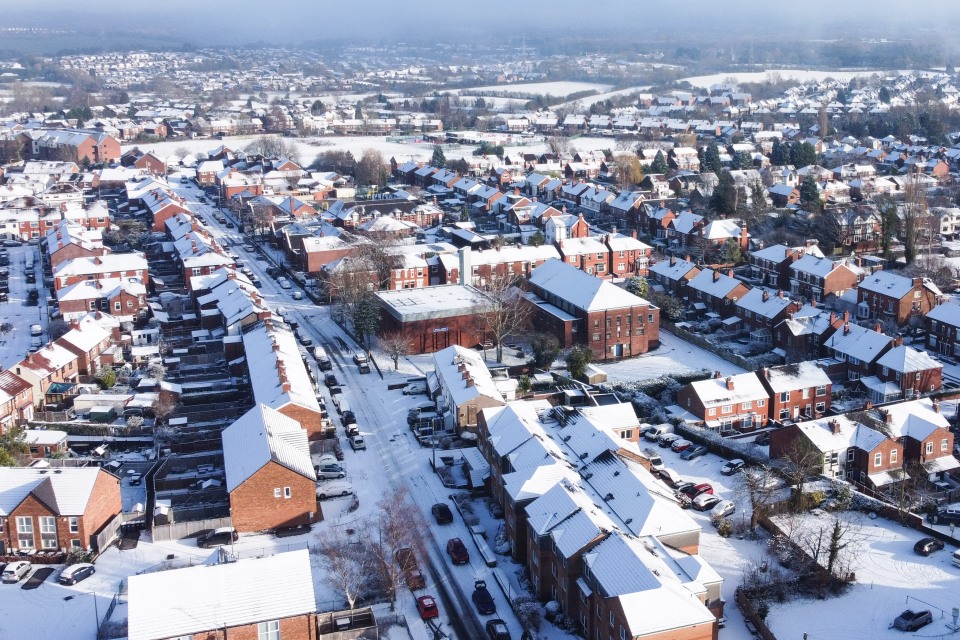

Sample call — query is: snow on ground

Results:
[766,510,960,640]
[457,81,613,98]
[0,244,48,371]
[601,330,746,382]
[680,69,907,88]
[549,85,653,111]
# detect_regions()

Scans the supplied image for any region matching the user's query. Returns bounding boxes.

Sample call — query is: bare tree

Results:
[546,136,571,157]
[735,465,782,533]
[476,273,533,363]
[378,331,411,370]
[873,194,899,260]
[778,440,824,511]
[901,167,928,265]
[355,149,388,188]
[313,528,377,611]
[613,154,644,190]
[370,487,419,609]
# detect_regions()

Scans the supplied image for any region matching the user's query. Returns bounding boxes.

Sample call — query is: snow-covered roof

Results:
[0,467,106,516]
[875,398,949,441]
[876,345,941,373]
[57,321,110,353]
[790,254,851,278]
[687,373,767,407]
[762,361,831,393]
[127,549,316,640]
[529,259,650,312]
[793,415,887,454]
[649,257,699,281]
[859,271,933,299]
[687,269,744,299]
[736,288,794,318]
[241,321,319,413]
[222,404,315,492]
[433,345,504,408]
[925,300,960,326]
[824,323,891,362]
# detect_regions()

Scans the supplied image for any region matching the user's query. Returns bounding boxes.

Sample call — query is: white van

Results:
[643,448,664,471]
[644,423,674,442]
[336,399,351,416]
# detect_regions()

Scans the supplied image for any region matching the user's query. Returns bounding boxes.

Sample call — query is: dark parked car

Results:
[446,537,469,565]
[431,503,453,524]
[928,507,960,525]
[324,373,339,388]
[58,563,95,585]
[197,527,238,548]
[893,609,932,631]
[486,619,511,640]
[342,410,356,425]
[472,579,496,614]
[680,444,708,460]
[913,537,945,556]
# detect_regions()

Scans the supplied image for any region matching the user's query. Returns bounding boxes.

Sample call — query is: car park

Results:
[472,579,496,614]
[316,479,354,499]
[913,537,945,556]
[58,563,95,585]
[486,619,511,640]
[416,595,439,620]
[197,527,238,548]
[446,537,469,564]
[720,459,745,475]
[316,463,346,479]
[432,503,453,524]
[893,609,932,631]
[2,561,31,583]
[680,444,708,460]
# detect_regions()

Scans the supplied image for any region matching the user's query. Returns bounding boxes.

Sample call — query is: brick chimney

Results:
[865,400,873,410]
[281,382,291,393]
[830,419,841,434]
[725,376,734,390]
[778,290,784,298]
[810,298,817,308]
[763,368,770,378]
[714,371,722,378]
[728,270,734,278]
[272,341,280,352]
[843,310,850,323]
[843,321,851,335]
[874,323,882,333]
[763,290,770,302]
[894,336,903,347]
[883,409,892,424]
[933,400,940,414]
[713,270,720,282]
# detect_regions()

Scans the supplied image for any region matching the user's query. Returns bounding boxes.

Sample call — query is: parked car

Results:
[279,279,292,289]
[928,507,960,525]
[472,579,496,614]
[486,619,511,640]
[692,494,722,512]
[324,373,339,388]
[711,500,736,519]
[446,537,469,565]
[657,433,682,448]
[679,483,713,500]
[913,537,945,556]
[408,403,436,421]
[316,479,353,500]
[417,595,439,620]
[720,459,745,475]
[349,435,366,450]
[432,503,454,524]
[680,444,708,460]
[315,453,339,466]
[403,381,427,395]
[893,609,932,631]
[395,548,426,590]
[197,527,238,548]
[2,561,31,583]
[670,438,693,452]
[58,563,95,585]
[292,290,303,300]
[657,467,683,487]
[342,410,357,425]
[29,324,42,336]
[642,448,664,471]
[316,463,346,479]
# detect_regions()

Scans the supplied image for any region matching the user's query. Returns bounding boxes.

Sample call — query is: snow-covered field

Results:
[458,81,613,98]
[601,330,746,382]
[680,69,905,88]
[549,85,653,111]
[766,510,960,640]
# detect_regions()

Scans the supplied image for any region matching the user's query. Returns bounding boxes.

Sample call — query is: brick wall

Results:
[229,461,320,533]
[278,404,324,441]
[84,469,122,549]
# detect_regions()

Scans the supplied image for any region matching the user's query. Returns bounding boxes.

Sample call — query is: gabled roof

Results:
[876,345,941,373]
[686,373,767,406]
[925,300,960,326]
[824,323,892,362]
[0,467,106,516]
[736,288,794,318]
[686,269,744,299]
[222,404,316,493]
[529,259,650,312]
[762,361,831,392]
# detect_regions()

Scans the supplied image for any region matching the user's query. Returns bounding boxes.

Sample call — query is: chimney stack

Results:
[763,290,770,302]
[843,310,850,323]
[883,409,893,424]
[874,323,882,333]
[810,298,817,308]
[728,270,734,278]
[725,376,734,391]
[864,400,873,410]
[763,368,770,378]
[844,321,851,335]
[714,371,722,379]
[894,336,903,347]
[778,290,784,298]
[830,419,841,434]
[713,270,720,282]
[933,400,941,414]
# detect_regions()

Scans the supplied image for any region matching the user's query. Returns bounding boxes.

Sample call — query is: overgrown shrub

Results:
[512,594,545,632]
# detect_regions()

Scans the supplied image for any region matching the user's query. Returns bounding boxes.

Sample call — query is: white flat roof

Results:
[377,284,492,321]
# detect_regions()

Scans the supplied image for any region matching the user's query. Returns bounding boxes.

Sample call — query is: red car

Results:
[670,439,693,452]
[682,483,714,500]
[446,537,469,565]
[416,595,439,620]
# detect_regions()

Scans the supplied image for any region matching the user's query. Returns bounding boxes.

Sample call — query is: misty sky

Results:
[4,0,960,47]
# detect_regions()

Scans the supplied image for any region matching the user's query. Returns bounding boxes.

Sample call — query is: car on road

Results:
[29,324,42,337]
[416,595,439,620]
[446,537,469,565]
[692,494,722,512]
[278,279,292,289]
[472,579,496,614]
[342,410,356,425]
[928,507,960,525]
[349,435,366,450]
[1,561,31,583]
[680,444,708,460]
[197,527,238,548]
[316,463,346,479]
[432,503,453,524]
[670,438,693,452]
[316,480,353,500]
[486,619,511,640]
[324,373,339,388]
[720,459,745,475]
[893,609,932,631]
[58,563,95,585]
[292,291,303,300]
[913,537,945,556]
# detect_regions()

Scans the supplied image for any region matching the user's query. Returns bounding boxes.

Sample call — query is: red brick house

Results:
[300,235,355,274]
[527,259,660,360]
[872,343,942,401]
[375,285,492,354]
[121,148,166,175]
[750,243,820,290]
[856,271,942,326]
[0,370,35,428]
[23,429,67,458]
[677,371,769,433]
[735,289,801,345]
[775,305,845,363]
[558,236,610,277]
[11,345,80,407]
[648,256,700,296]
[759,362,832,422]
[876,399,957,481]
[925,300,960,358]
[0,467,121,553]
[686,269,751,318]
[222,404,320,533]
[22,128,120,164]
[822,321,894,381]
[440,245,560,288]
[789,255,861,303]
[127,550,319,640]
[44,220,107,268]
[55,319,113,376]
[53,253,149,291]
[56,277,148,322]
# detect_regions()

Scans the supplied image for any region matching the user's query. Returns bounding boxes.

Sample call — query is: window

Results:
[847,449,855,463]
[942,439,949,452]
[890,450,897,464]
[815,402,825,413]
[16,516,33,549]
[815,385,827,397]
[707,408,716,417]
[874,452,882,467]
[802,388,810,399]
[925,442,933,454]
[258,620,280,640]
[741,402,751,410]
[40,516,55,534]
[593,333,600,341]
[758,399,765,407]
[648,314,654,323]
[284,487,291,499]
[609,611,615,626]
[71,539,82,549]
[274,488,282,498]
[114,302,121,311]
[721,404,732,414]
[779,391,790,402]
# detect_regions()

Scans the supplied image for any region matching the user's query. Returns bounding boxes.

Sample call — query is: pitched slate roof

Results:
[529,259,650,312]
[222,404,315,493]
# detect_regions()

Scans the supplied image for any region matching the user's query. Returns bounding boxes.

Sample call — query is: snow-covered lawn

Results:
[600,330,746,382]
[765,510,960,640]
